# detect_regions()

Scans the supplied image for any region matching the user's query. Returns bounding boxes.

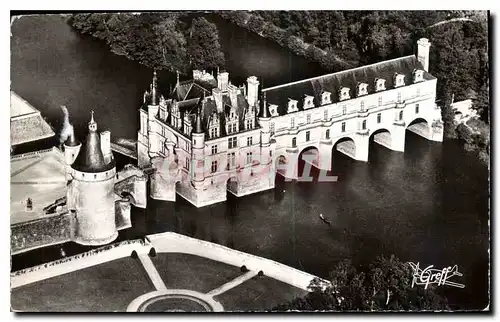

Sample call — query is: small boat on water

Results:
[319,213,331,225]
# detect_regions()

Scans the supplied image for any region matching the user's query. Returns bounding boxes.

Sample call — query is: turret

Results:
[151,69,158,105]
[63,131,81,180]
[258,92,271,166]
[191,105,205,189]
[148,71,159,121]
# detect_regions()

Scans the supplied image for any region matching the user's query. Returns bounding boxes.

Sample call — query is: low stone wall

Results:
[11,239,148,289]
[12,232,329,292]
[148,232,328,291]
[11,212,74,255]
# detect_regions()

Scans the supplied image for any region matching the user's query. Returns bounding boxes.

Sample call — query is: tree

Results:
[273,255,449,311]
[186,17,225,71]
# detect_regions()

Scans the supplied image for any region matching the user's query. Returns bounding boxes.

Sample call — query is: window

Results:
[362,120,367,130]
[397,92,402,103]
[415,104,420,114]
[228,137,237,149]
[246,152,252,164]
[324,109,328,120]
[246,119,253,130]
[186,157,190,170]
[292,137,297,148]
[232,123,237,133]
[361,101,365,111]
[211,160,218,173]
[326,129,330,139]
[270,122,275,135]
[341,122,346,132]
[342,106,347,115]
[211,128,217,138]
[306,131,310,142]
[247,136,253,146]
[290,117,295,128]
[193,139,196,145]
[399,111,404,120]
[377,113,381,124]
[228,152,236,167]
[378,96,383,106]
[307,114,311,124]
[211,145,218,155]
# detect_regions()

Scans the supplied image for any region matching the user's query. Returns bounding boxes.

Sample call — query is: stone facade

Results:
[137,38,444,207]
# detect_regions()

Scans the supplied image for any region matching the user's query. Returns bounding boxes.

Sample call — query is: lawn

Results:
[11,257,154,312]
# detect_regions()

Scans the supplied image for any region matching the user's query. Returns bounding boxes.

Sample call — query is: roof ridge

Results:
[183,83,194,101]
[262,55,417,92]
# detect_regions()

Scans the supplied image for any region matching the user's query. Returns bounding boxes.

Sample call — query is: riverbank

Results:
[455,118,490,164]
[216,11,354,72]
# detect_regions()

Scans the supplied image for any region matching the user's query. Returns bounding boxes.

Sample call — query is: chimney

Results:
[212,88,223,113]
[417,38,431,72]
[247,76,259,107]
[217,71,229,92]
[100,131,113,165]
[228,84,239,108]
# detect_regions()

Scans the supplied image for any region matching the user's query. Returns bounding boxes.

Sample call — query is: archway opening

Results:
[406,118,430,140]
[331,137,356,175]
[275,155,289,179]
[369,128,392,162]
[298,146,320,180]
[226,176,238,199]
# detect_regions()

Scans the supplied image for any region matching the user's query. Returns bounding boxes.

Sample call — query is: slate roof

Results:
[11,116,55,146]
[10,92,55,146]
[72,119,115,173]
[262,55,436,116]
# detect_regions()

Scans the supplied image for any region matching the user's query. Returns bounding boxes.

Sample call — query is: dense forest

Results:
[70,13,225,74]
[272,255,449,311]
[69,11,489,163]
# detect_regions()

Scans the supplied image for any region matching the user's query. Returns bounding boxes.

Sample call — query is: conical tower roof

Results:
[258,91,270,118]
[193,102,204,134]
[72,111,115,173]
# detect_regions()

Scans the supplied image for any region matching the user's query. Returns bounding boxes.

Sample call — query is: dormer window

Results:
[321,91,332,105]
[269,104,279,117]
[357,83,369,97]
[303,95,315,110]
[339,87,350,101]
[374,78,386,92]
[394,73,405,88]
[287,99,298,113]
[413,69,424,83]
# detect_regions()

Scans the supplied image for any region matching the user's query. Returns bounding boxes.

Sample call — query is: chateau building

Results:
[137,38,444,208]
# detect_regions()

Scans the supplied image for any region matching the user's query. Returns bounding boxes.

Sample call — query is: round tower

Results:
[69,111,117,246]
[191,105,205,189]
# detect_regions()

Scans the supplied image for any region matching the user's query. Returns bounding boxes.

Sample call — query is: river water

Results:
[11,14,489,310]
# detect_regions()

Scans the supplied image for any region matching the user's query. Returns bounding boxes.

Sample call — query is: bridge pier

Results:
[390,124,406,152]
[354,136,369,162]
[318,142,332,171]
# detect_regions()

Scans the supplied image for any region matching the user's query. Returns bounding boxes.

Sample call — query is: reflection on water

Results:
[10,15,489,310]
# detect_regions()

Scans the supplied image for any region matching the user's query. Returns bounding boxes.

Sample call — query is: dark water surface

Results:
[11,15,489,310]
